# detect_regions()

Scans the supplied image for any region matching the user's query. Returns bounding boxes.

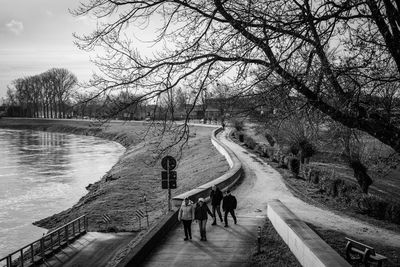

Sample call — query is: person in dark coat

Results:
[222,190,237,227]
[210,185,223,225]
[194,198,214,241]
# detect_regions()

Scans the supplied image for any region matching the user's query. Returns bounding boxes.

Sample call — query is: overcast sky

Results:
[0,0,98,99]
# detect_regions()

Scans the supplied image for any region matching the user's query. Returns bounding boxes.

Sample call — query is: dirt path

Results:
[219,130,400,248]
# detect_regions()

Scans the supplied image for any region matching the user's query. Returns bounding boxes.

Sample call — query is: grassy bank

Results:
[0,118,229,233]
[248,217,301,267]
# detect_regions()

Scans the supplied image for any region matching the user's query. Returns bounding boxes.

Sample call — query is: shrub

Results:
[289,138,316,162]
[386,202,400,224]
[244,135,257,149]
[231,118,244,131]
[349,159,372,194]
[366,196,389,220]
[309,169,320,184]
[264,132,276,147]
[288,157,300,177]
[328,178,344,197]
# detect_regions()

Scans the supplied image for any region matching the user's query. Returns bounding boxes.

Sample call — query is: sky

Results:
[0,0,98,99]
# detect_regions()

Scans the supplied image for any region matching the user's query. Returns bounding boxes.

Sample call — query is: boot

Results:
[203,232,207,241]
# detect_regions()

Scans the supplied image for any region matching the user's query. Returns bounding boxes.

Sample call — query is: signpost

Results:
[161,155,177,211]
[102,214,111,229]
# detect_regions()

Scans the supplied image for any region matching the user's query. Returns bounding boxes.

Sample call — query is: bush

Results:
[389,202,400,224]
[288,157,300,177]
[366,196,389,220]
[244,135,257,149]
[309,169,320,184]
[231,118,244,131]
[289,138,316,162]
[264,132,276,147]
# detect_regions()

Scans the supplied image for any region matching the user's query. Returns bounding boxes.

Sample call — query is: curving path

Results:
[141,128,400,267]
[218,130,400,247]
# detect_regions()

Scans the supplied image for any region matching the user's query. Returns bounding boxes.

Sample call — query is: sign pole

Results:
[144,195,149,228]
[167,158,171,212]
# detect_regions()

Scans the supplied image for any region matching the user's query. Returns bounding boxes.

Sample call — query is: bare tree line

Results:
[5,68,78,118]
[69,0,400,154]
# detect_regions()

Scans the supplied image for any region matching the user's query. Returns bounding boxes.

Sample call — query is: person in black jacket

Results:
[222,190,237,227]
[194,198,214,241]
[210,185,223,225]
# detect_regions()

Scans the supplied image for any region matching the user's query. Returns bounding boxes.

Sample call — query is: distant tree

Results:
[5,68,77,118]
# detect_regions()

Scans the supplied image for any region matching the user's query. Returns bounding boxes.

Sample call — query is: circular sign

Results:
[161,156,177,170]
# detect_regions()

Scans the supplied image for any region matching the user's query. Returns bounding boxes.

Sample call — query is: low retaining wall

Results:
[115,210,179,267]
[119,127,243,267]
[171,127,243,206]
[267,200,351,267]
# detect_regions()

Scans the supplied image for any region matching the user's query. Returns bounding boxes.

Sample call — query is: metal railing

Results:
[0,215,87,267]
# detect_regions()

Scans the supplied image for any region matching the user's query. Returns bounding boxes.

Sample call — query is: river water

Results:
[0,129,125,257]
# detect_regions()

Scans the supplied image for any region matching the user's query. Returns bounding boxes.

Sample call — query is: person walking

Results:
[210,185,223,225]
[222,190,237,227]
[194,198,213,241]
[178,197,195,241]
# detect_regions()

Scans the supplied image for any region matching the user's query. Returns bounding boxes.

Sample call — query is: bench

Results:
[345,237,387,267]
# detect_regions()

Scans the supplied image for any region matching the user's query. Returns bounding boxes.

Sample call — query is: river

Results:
[0,129,125,257]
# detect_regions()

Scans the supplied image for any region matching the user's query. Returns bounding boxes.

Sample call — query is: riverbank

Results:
[0,118,229,233]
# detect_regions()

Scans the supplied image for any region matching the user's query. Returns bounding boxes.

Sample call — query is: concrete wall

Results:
[119,128,243,267]
[171,127,243,206]
[267,200,351,267]
[116,210,179,267]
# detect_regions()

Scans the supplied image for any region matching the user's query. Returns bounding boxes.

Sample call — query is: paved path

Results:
[39,232,134,267]
[141,216,263,267]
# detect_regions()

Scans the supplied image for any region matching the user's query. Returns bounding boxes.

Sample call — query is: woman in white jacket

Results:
[178,197,195,240]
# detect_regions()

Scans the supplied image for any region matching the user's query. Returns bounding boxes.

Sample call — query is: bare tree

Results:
[72,0,400,153]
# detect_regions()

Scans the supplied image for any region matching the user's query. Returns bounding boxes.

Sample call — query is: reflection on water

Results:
[0,129,124,257]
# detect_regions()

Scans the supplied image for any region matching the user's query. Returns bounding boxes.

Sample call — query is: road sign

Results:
[135,209,145,219]
[161,180,177,189]
[169,179,177,189]
[102,214,111,224]
[161,170,177,180]
[161,156,177,170]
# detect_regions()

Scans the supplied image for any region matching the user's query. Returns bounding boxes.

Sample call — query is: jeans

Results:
[224,209,237,225]
[182,220,192,238]
[212,205,223,222]
[198,219,207,238]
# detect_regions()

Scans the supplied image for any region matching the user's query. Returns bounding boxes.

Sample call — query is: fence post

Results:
[30,244,34,263]
[257,226,262,254]
[65,225,69,244]
[72,221,75,237]
[20,249,24,267]
[84,215,88,231]
[58,230,61,247]
[40,238,44,258]
[7,255,11,267]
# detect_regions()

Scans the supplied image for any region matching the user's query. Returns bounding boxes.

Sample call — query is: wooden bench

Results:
[345,237,387,267]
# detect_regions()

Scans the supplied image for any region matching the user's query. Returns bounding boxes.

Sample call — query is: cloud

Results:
[5,20,24,35]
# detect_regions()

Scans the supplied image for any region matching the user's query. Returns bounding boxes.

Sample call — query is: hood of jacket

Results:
[181,199,194,207]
